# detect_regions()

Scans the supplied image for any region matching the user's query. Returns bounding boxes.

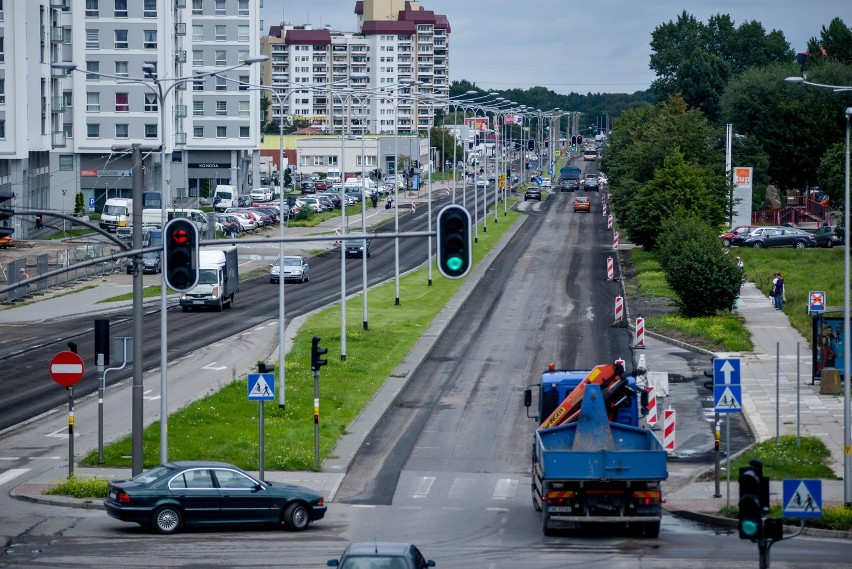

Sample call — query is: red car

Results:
[314,180,328,191]
[719,225,758,247]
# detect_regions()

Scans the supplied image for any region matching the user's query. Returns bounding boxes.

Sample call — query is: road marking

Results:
[492,478,518,500]
[46,428,81,438]
[201,362,228,370]
[0,468,30,487]
[410,476,435,498]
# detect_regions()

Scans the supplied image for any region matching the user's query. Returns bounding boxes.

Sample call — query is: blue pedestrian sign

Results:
[713,357,741,385]
[247,373,275,401]
[714,385,742,413]
[783,479,822,518]
[534,176,542,186]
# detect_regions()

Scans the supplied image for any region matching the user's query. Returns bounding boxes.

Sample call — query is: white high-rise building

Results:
[260,0,450,137]
[0,0,266,238]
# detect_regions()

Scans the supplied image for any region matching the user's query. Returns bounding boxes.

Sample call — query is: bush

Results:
[657,216,741,316]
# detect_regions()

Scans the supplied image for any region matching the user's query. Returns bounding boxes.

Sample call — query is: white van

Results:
[213,185,238,213]
[166,209,210,233]
[250,187,274,202]
[326,170,342,184]
[100,198,133,232]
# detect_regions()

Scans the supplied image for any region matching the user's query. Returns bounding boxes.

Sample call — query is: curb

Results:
[10,484,105,511]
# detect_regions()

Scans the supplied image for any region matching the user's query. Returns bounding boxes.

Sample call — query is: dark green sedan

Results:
[104,461,326,534]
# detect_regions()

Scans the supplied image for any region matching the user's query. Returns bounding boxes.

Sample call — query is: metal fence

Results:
[1,243,120,304]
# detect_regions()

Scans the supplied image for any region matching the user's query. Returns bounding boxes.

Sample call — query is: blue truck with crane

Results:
[524,363,668,537]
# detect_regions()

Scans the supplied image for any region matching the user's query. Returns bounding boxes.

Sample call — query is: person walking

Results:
[773,272,785,310]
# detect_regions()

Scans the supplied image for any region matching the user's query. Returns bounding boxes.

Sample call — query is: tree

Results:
[283,168,292,189]
[430,126,462,170]
[806,17,852,66]
[816,142,845,205]
[657,215,742,317]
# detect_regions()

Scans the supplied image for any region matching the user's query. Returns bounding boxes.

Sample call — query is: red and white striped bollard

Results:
[663,407,676,454]
[613,231,619,250]
[606,256,614,281]
[635,316,645,348]
[614,296,624,323]
[646,386,657,426]
[607,214,613,230]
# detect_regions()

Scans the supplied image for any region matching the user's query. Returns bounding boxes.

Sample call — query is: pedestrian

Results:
[19,267,29,281]
[773,272,785,310]
[371,193,378,208]
[35,215,43,230]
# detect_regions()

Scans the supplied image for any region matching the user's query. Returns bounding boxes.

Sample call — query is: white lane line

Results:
[0,468,29,487]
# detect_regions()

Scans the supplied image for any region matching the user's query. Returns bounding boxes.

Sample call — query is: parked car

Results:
[315,192,342,209]
[574,196,591,212]
[315,195,336,212]
[295,197,323,213]
[345,238,372,258]
[103,461,326,534]
[125,251,162,274]
[270,255,310,283]
[314,180,328,191]
[814,225,844,248]
[301,180,316,194]
[720,225,759,247]
[732,226,780,247]
[327,542,436,569]
[524,186,542,201]
[742,227,816,249]
[215,214,243,234]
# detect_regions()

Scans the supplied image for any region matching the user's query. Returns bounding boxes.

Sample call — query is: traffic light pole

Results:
[130,144,145,476]
[311,337,328,468]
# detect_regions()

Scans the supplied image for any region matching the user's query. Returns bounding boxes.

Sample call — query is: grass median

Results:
[81,202,521,471]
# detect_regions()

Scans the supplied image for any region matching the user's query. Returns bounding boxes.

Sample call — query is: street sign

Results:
[248,373,275,401]
[50,351,84,387]
[808,291,826,313]
[714,385,742,413]
[88,197,96,210]
[713,357,741,385]
[783,479,822,518]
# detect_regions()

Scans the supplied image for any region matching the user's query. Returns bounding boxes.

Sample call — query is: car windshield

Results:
[131,465,174,484]
[198,268,219,285]
[340,558,407,569]
[283,258,302,267]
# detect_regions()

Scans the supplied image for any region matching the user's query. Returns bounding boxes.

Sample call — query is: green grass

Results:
[44,475,110,499]
[646,313,753,352]
[625,249,677,299]
[47,229,94,240]
[81,201,521,471]
[97,267,269,304]
[732,435,837,480]
[287,204,368,227]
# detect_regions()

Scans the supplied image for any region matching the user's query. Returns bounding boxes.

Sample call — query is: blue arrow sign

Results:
[247,373,275,401]
[714,385,742,413]
[713,357,741,386]
[783,479,822,518]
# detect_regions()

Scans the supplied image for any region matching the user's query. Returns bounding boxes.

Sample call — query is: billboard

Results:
[731,166,753,227]
[464,117,489,131]
[812,315,845,382]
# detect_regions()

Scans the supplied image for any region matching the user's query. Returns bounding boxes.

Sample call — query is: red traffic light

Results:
[171,228,190,245]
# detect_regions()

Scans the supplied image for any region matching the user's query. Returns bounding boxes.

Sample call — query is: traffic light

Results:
[577,135,583,145]
[544,138,549,148]
[436,204,472,279]
[0,189,14,237]
[738,459,766,541]
[311,336,328,371]
[571,135,577,146]
[527,139,535,151]
[163,218,199,291]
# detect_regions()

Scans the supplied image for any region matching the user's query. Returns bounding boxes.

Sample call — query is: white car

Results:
[475,178,488,189]
[250,187,274,202]
[541,179,552,189]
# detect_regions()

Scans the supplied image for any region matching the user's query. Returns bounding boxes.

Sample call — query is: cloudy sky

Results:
[260,0,847,95]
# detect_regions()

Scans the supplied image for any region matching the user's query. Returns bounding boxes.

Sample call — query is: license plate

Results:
[109,491,117,500]
[193,300,204,304]
[547,506,572,513]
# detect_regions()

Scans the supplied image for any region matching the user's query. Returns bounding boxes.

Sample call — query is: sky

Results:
[260,0,848,95]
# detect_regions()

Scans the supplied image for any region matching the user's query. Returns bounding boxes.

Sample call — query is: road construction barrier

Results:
[635,316,646,348]
[646,386,657,425]
[607,257,614,280]
[613,231,619,250]
[614,296,624,323]
[607,214,613,230]
[664,407,676,454]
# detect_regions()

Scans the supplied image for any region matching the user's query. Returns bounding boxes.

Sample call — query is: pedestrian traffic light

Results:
[0,189,14,237]
[311,336,328,371]
[738,459,766,541]
[163,218,199,291]
[527,139,535,151]
[436,204,472,279]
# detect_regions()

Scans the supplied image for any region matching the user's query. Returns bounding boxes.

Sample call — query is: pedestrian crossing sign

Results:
[783,479,822,518]
[714,384,742,413]
[248,373,275,401]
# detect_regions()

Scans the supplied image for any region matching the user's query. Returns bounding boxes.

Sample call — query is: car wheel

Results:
[282,502,310,531]
[152,505,182,534]
[795,241,806,249]
[752,241,764,248]
[826,240,834,248]
[722,238,731,247]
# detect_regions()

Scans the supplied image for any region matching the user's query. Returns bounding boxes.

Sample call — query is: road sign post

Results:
[50,350,84,478]
[714,357,742,506]
[248,368,275,480]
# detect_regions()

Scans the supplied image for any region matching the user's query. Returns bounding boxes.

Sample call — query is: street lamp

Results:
[785,75,852,507]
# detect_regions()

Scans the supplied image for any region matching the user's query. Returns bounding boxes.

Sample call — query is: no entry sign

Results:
[50,351,84,387]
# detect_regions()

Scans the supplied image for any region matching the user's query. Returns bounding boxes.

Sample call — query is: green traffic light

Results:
[446,256,463,271]
[741,520,759,537]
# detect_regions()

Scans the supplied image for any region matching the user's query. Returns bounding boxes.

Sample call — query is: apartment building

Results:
[260,0,450,138]
[0,0,265,238]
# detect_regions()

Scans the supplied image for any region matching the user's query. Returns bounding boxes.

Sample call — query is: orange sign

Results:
[733,167,753,189]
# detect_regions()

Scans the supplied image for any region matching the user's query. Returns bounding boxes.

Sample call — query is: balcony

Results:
[175,105,187,118]
[49,0,65,7]
[175,23,186,36]
[51,97,65,112]
[175,132,187,145]
[50,27,65,42]
[52,131,67,147]
[51,65,70,78]
[175,50,187,63]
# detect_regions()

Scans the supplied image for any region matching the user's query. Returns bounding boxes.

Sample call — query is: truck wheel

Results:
[542,515,554,537]
[639,521,660,538]
[224,295,233,309]
[217,300,224,312]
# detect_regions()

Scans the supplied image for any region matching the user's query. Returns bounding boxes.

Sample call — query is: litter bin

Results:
[819,368,842,395]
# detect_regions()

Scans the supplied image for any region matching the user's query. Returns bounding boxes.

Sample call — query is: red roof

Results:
[360,1,450,35]
[361,20,417,35]
[268,25,284,39]
[284,29,332,46]
[354,1,363,15]
[291,127,325,135]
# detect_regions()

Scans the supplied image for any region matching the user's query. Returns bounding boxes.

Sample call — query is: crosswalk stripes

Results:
[0,468,30,487]
[395,472,527,506]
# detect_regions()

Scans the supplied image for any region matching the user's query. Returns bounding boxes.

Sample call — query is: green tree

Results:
[74,192,84,216]
[816,142,845,205]
[657,215,742,316]
[283,167,292,189]
[806,17,852,66]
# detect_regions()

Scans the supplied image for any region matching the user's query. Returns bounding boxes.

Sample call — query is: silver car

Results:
[270,255,310,284]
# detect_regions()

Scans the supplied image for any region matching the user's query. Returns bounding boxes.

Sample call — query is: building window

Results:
[239,126,249,138]
[143,30,157,49]
[114,30,128,49]
[115,92,129,112]
[328,156,338,166]
[194,126,204,138]
[64,123,73,139]
[215,0,225,15]
[216,126,226,138]
[84,0,98,17]
[215,50,226,66]
[300,156,309,166]
[313,156,323,166]
[86,29,99,49]
[114,61,128,77]
[192,25,202,41]
[63,91,72,109]
[0,120,5,139]
[193,49,203,66]
[237,50,248,64]
[237,25,249,42]
[114,0,127,18]
[216,76,226,91]
[239,100,249,117]
[144,93,157,112]
[115,124,129,138]
[0,79,4,104]
[216,101,227,116]
[59,155,74,170]
[143,0,156,18]
[87,123,100,138]
[86,92,100,112]
[192,0,202,15]
[193,78,204,91]
[145,124,157,138]
[238,0,249,16]
[238,75,249,90]
[86,61,99,80]
[193,101,203,116]
[215,25,226,41]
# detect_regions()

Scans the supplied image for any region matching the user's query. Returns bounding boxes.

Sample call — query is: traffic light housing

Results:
[436,204,472,279]
[571,135,577,146]
[527,139,535,151]
[0,189,14,237]
[577,135,583,145]
[311,336,328,371]
[163,218,199,291]
[738,459,767,541]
